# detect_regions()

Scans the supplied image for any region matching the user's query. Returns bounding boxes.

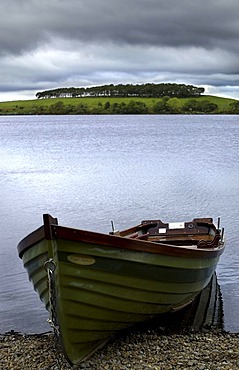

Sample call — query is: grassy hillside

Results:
[0,95,238,115]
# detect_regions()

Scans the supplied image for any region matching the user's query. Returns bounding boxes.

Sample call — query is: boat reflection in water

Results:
[149,272,224,333]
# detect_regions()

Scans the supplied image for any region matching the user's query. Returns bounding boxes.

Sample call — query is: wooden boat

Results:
[17,214,225,365]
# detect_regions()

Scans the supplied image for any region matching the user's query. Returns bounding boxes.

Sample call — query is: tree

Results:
[153,100,172,114]
[125,101,149,114]
[182,99,218,114]
[49,101,65,114]
[229,101,239,113]
[104,101,110,110]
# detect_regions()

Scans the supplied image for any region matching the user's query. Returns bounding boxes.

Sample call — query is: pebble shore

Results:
[1,329,239,370]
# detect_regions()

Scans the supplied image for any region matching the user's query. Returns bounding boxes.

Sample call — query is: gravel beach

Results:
[1,329,239,370]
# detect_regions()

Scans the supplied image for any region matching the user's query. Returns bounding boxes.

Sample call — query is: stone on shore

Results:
[1,330,239,369]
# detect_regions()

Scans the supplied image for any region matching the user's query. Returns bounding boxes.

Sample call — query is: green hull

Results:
[22,240,49,310]
[18,215,225,365]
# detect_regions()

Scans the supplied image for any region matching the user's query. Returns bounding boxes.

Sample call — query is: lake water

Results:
[0,114,238,334]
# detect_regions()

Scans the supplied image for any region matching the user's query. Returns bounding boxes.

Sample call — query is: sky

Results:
[1,0,239,102]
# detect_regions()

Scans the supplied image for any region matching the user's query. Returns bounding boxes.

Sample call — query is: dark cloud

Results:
[1,0,239,54]
[0,0,239,100]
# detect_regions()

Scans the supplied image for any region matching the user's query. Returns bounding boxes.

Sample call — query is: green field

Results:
[0,95,238,115]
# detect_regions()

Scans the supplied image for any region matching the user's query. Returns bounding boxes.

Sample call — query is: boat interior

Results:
[112,218,223,249]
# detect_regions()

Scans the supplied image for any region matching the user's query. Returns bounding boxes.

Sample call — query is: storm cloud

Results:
[1,0,239,100]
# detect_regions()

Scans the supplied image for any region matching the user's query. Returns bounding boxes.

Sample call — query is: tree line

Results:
[36,83,205,99]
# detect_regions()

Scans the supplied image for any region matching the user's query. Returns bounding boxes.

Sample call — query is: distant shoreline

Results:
[0,95,238,115]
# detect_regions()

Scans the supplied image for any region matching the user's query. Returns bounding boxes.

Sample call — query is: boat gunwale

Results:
[17,225,45,258]
[17,215,225,260]
[51,225,224,259]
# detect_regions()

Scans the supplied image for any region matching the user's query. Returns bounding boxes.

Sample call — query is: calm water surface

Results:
[0,114,238,333]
